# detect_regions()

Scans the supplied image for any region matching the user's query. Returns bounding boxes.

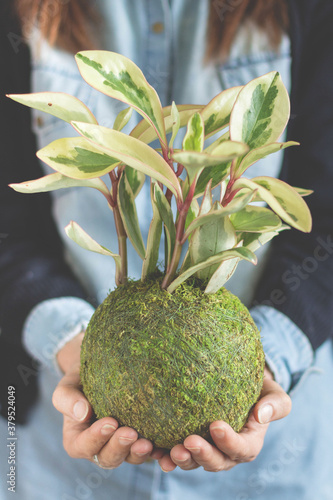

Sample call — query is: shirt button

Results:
[152,22,164,34]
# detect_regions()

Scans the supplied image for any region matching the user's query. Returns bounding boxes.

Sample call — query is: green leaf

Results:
[9,172,112,206]
[201,86,242,138]
[169,102,181,149]
[233,176,312,232]
[72,121,182,200]
[37,137,120,179]
[167,247,257,293]
[124,166,145,198]
[65,221,121,274]
[113,107,133,131]
[141,182,163,280]
[230,205,282,233]
[8,92,98,124]
[183,190,254,241]
[234,141,299,178]
[154,183,176,268]
[117,172,146,259]
[76,51,167,146]
[230,72,290,149]
[183,112,204,152]
[130,104,204,144]
[189,202,237,280]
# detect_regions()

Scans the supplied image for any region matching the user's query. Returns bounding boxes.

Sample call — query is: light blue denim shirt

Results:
[2,1,332,499]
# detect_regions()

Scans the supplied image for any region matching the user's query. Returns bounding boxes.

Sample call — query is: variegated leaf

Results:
[204,130,230,154]
[65,221,121,274]
[294,187,313,197]
[141,182,163,280]
[130,104,204,144]
[234,141,299,178]
[9,172,112,206]
[113,107,133,131]
[154,183,176,268]
[201,86,242,138]
[230,72,290,149]
[117,172,146,259]
[72,121,182,200]
[167,247,257,293]
[184,199,200,233]
[124,166,145,198]
[169,101,181,149]
[37,137,120,179]
[183,190,254,241]
[189,201,237,280]
[194,162,231,198]
[240,225,289,252]
[76,51,167,146]
[233,176,312,232]
[183,112,204,152]
[8,92,97,124]
[205,242,244,293]
[230,205,282,233]
[172,140,247,185]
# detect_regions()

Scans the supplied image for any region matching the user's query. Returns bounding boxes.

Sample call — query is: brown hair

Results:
[15,0,289,62]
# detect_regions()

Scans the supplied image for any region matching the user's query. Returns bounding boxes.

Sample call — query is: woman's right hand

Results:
[52,333,164,469]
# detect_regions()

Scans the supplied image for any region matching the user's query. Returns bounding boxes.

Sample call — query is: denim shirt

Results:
[10,2,330,499]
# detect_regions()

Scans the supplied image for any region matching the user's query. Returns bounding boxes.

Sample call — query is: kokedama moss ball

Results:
[80,277,265,449]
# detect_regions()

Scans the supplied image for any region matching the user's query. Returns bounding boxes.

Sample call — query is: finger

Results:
[169,444,199,471]
[183,435,237,472]
[96,427,139,469]
[126,438,154,465]
[158,453,177,473]
[52,368,92,422]
[254,376,292,424]
[209,418,266,462]
[62,416,119,459]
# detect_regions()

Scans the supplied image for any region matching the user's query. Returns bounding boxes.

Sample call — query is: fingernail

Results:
[101,424,116,436]
[118,436,135,445]
[73,401,88,421]
[210,426,225,439]
[258,404,273,424]
[161,467,169,473]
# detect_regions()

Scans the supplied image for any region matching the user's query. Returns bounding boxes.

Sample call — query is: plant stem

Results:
[110,171,128,285]
[161,181,195,290]
[114,207,128,285]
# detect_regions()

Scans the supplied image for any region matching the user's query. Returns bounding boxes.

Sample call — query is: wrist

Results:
[57,331,85,374]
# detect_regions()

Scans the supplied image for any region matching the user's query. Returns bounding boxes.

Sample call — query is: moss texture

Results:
[80,277,265,449]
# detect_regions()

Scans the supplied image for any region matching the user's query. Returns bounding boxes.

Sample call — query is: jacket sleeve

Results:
[252,0,333,351]
[0,3,91,422]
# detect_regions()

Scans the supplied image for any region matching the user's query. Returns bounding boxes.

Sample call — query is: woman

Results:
[1,0,333,498]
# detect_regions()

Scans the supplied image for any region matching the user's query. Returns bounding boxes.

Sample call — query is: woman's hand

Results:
[52,333,164,469]
[158,367,292,473]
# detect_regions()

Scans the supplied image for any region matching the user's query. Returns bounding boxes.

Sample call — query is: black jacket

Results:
[1,0,333,422]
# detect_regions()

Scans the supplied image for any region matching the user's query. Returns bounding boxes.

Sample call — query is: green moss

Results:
[80,277,265,449]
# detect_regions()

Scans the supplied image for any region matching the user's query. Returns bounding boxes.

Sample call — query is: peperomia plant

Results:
[9,51,311,294]
[8,51,312,448]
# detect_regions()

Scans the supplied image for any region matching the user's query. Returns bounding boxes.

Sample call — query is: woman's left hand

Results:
[158,367,292,473]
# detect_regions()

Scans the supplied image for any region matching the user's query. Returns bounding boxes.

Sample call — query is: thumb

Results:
[253,370,292,424]
[52,364,92,422]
